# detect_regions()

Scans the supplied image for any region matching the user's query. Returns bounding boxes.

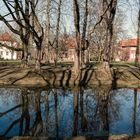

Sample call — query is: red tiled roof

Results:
[0,32,15,42]
[65,38,76,49]
[120,39,137,47]
[0,32,22,49]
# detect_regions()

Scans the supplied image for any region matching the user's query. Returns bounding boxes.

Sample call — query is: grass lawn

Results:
[0,60,139,68]
[110,61,140,67]
[0,60,21,66]
[0,60,35,66]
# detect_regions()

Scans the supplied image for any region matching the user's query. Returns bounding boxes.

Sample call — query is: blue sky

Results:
[115,0,138,38]
[0,0,139,38]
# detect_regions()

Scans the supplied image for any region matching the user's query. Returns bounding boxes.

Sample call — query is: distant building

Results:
[118,39,140,61]
[0,32,20,60]
[49,37,90,63]
[48,37,76,62]
[61,38,75,61]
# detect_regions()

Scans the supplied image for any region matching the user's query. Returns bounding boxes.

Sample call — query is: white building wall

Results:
[0,46,17,60]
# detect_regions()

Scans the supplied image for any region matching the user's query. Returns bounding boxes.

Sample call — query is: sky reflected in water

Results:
[0,87,140,138]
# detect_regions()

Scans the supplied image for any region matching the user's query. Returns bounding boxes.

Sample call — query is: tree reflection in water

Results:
[0,87,140,138]
[19,89,30,136]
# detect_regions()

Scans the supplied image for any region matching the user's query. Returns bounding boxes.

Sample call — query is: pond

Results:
[0,86,140,139]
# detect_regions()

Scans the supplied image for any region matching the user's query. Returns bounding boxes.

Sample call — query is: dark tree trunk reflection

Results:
[1,87,140,138]
[31,90,43,136]
[133,89,137,135]
[73,88,79,136]
[80,88,88,132]
[54,91,59,138]
[95,86,111,135]
[20,90,30,136]
[45,91,49,136]
[80,88,84,132]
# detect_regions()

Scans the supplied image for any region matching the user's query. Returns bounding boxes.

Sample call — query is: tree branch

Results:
[0,42,23,51]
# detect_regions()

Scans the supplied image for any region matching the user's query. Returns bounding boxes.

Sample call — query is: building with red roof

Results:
[48,37,76,62]
[0,32,15,42]
[64,38,76,61]
[0,32,20,60]
[121,39,137,47]
[118,38,140,61]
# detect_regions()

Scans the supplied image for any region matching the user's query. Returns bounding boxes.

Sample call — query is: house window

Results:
[0,51,3,59]
[130,50,136,59]
[6,52,9,55]
[0,51,3,55]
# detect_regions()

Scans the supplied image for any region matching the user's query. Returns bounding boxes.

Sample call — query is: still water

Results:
[0,86,140,138]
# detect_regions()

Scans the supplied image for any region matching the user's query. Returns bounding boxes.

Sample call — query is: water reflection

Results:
[0,86,140,138]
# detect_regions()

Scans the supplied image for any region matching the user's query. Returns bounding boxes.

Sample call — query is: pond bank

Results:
[0,64,139,88]
[8,135,140,140]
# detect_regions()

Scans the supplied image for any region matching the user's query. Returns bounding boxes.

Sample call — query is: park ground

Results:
[0,60,139,88]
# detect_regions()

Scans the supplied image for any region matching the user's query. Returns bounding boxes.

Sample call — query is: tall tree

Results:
[81,0,89,65]
[0,0,44,70]
[55,0,62,65]
[102,0,117,63]
[0,0,30,67]
[73,0,81,72]
[135,0,140,66]
[45,0,51,62]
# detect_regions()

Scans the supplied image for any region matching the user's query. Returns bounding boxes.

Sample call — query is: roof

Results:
[120,39,137,47]
[0,32,22,49]
[65,38,76,49]
[0,32,16,42]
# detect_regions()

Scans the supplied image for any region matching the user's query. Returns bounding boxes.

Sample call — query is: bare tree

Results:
[44,0,51,63]
[102,0,117,63]
[0,0,30,67]
[73,0,81,72]
[81,0,89,65]
[135,0,140,66]
[0,0,44,70]
[54,0,62,65]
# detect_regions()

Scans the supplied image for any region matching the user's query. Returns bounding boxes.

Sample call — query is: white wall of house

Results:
[129,47,136,60]
[0,41,17,60]
[67,49,75,61]
[0,47,17,60]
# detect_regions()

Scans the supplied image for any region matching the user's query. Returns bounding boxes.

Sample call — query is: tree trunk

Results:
[21,42,29,68]
[81,0,89,66]
[35,48,42,70]
[45,0,51,63]
[55,0,62,65]
[102,0,117,63]
[73,0,81,73]
[135,9,140,66]
[73,45,80,73]
[30,0,44,70]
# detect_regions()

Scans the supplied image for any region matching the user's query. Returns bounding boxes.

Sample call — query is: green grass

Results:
[88,61,140,68]
[0,60,139,68]
[110,61,140,67]
[0,60,21,66]
[0,60,35,66]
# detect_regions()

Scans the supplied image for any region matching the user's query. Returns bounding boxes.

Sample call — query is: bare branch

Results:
[0,42,23,51]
